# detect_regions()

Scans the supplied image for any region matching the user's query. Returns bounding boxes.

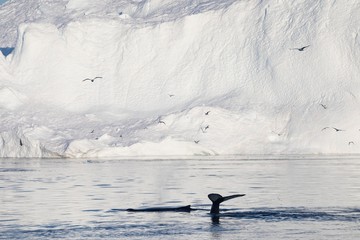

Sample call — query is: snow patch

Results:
[0,86,26,110]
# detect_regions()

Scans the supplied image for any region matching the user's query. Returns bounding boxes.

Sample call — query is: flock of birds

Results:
[76,51,357,150]
[318,103,354,146]
[81,76,212,146]
[81,74,215,145]
[18,45,356,150]
[157,108,211,144]
[270,101,354,146]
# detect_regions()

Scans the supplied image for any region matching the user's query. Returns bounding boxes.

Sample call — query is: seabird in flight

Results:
[290,45,310,51]
[320,104,327,109]
[272,131,282,136]
[82,76,103,82]
[201,125,210,133]
[321,127,345,132]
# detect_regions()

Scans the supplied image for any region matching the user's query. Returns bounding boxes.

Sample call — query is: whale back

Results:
[126,205,191,212]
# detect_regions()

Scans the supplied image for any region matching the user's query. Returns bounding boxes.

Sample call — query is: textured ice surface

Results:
[0,0,360,157]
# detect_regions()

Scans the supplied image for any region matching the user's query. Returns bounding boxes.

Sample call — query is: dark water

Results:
[1,157,360,239]
[0,47,14,57]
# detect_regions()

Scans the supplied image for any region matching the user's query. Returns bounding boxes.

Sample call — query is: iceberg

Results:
[0,0,360,157]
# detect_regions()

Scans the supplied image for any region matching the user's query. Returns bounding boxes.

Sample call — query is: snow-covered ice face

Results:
[1,0,360,157]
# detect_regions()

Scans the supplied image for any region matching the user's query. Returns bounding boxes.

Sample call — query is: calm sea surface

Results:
[1,156,360,239]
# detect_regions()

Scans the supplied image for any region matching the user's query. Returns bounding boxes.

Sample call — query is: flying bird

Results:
[205,111,211,115]
[320,104,327,109]
[290,45,310,51]
[194,140,200,144]
[168,94,175,97]
[156,116,166,125]
[349,141,355,145]
[272,131,282,136]
[321,127,345,132]
[82,76,103,82]
[201,125,210,133]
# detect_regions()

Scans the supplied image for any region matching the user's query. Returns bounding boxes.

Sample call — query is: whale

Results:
[126,205,192,212]
[126,193,245,214]
[208,193,245,214]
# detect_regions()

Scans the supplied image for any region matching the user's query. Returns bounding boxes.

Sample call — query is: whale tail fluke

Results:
[208,193,245,214]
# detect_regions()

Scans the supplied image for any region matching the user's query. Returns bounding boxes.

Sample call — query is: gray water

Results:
[1,156,360,239]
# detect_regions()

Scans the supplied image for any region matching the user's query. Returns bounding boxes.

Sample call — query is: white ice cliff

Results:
[0,0,360,157]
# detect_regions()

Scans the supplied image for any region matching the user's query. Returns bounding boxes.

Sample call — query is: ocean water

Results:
[0,156,360,239]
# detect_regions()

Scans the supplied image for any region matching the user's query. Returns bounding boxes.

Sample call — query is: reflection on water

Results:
[1,157,360,239]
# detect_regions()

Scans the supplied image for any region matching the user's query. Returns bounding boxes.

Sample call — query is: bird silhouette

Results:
[290,45,310,51]
[194,140,200,144]
[168,94,175,97]
[156,116,166,125]
[205,111,211,115]
[82,76,103,82]
[272,131,282,136]
[20,139,23,146]
[320,104,327,109]
[321,127,345,132]
[201,125,210,133]
[348,141,355,145]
